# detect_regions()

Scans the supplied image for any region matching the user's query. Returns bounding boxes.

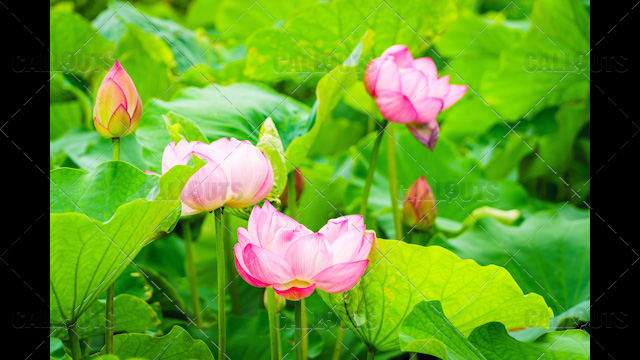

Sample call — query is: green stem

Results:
[266,287,281,360]
[276,311,283,359]
[288,171,298,218]
[69,323,82,360]
[386,124,403,239]
[215,208,226,360]
[105,285,115,354]
[367,347,375,360]
[360,121,389,217]
[295,300,303,360]
[183,221,203,329]
[224,214,242,316]
[105,137,120,354]
[301,297,308,360]
[331,325,347,360]
[112,138,120,161]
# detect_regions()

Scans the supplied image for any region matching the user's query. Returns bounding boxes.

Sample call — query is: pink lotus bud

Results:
[364,45,467,150]
[234,202,373,301]
[279,168,304,208]
[263,288,287,312]
[148,138,274,216]
[93,61,142,139]
[402,176,437,231]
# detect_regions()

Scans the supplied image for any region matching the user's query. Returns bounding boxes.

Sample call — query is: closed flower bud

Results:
[402,176,437,231]
[263,289,287,312]
[93,60,142,139]
[280,168,304,208]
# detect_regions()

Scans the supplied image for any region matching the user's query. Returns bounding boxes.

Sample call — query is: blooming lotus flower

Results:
[402,176,437,231]
[147,138,274,215]
[93,60,142,139]
[234,202,373,300]
[364,45,467,150]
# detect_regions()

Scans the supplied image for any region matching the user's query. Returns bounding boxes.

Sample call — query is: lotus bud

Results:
[280,168,304,208]
[263,289,287,312]
[402,176,437,231]
[93,60,142,139]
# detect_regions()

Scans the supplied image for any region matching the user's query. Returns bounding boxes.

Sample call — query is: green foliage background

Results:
[50,0,590,359]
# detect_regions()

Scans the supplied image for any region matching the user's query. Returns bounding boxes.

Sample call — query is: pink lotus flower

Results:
[234,202,373,300]
[147,138,274,215]
[93,60,142,139]
[364,45,467,150]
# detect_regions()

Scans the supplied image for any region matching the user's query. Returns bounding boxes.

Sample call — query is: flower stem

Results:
[224,214,242,316]
[288,170,298,218]
[183,220,203,329]
[112,138,120,161]
[105,137,121,354]
[215,208,226,360]
[386,124,403,239]
[301,297,308,360]
[266,287,281,360]
[105,285,115,354]
[331,324,347,360]
[360,121,389,218]
[295,300,303,360]
[367,347,375,360]
[69,323,82,360]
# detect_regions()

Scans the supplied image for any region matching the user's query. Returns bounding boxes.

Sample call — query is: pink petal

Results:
[271,225,312,257]
[180,160,229,212]
[364,57,384,97]
[318,215,365,243]
[180,203,201,216]
[243,244,296,285]
[331,231,373,264]
[248,153,275,205]
[108,61,140,117]
[412,57,439,80]
[234,244,270,287]
[442,84,468,110]
[311,260,369,293]
[427,75,451,99]
[381,45,414,68]
[412,97,444,124]
[407,121,440,151]
[400,69,429,100]
[375,90,418,124]
[248,201,301,248]
[273,283,316,301]
[208,138,274,208]
[284,233,332,280]
[144,170,160,177]
[95,78,127,127]
[238,227,260,247]
[373,58,402,94]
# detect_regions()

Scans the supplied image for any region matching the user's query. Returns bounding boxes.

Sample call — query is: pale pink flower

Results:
[364,45,467,150]
[93,60,142,139]
[146,138,274,215]
[234,202,373,300]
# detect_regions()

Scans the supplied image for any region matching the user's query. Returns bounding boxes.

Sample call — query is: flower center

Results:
[281,279,312,289]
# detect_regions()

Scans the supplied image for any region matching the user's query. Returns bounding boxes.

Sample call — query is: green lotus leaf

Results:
[319,238,552,351]
[94,325,214,360]
[400,301,589,359]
